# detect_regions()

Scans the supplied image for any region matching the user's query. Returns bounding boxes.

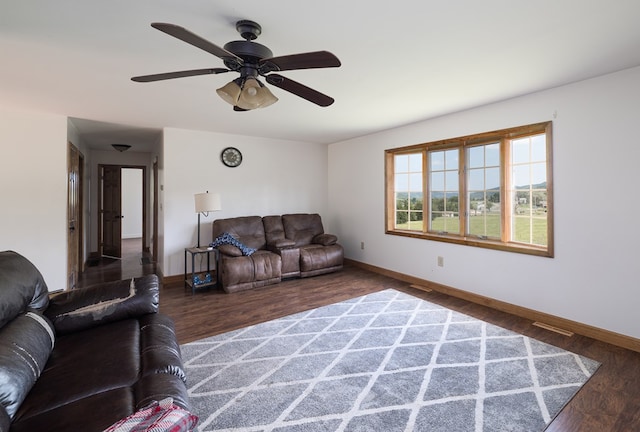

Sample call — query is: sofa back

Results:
[0,251,50,328]
[282,213,325,247]
[212,216,267,250]
[262,215,286,245]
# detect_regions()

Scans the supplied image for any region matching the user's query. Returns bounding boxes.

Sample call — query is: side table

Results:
[184,247,218,294]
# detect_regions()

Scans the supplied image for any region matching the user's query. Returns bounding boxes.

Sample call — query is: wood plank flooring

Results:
[79,247,640,431]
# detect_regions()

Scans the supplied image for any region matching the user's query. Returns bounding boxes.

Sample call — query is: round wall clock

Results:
[221,147,242,167]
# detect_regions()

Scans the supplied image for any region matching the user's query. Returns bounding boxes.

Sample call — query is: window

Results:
[385,122,553,257]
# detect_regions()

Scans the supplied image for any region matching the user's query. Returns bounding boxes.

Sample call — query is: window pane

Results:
[486,143,500,166]
[395,154,409,172]
[468,146,484,168]
[510,134,547,246]
[429,149,460,234]
[409,153,422,171]
[531,135,546,162]
[445,171,459,191]
[468,169,484,190]
[394,152,423,231]
[445,149,458,170]
[431,171,444,190]
[531,162,546,185]
[395,174,408,190]
[409,173,422,191]
[512,165,530,188]
[430,152,444,170]
[466,143,501,239]
[512,138,529,164]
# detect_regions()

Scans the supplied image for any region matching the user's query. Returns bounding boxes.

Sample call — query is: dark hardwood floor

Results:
[79,242,640,431]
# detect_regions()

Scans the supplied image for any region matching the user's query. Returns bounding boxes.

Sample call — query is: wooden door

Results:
[152,160,159,262]
[101,165,122,258]
[67,143,82,289]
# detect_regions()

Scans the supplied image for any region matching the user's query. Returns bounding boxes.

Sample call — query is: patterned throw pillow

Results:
[210,232,256,256]
[103,398,198,432]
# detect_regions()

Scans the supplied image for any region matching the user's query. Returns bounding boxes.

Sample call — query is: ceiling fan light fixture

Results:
[257,85,278,108]
[216,79,242,106]
[236,77,263,110]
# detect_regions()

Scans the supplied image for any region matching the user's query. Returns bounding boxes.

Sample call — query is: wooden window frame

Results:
[385,121,554,258]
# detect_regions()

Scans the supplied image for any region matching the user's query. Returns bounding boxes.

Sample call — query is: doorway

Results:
[98,164,147,260]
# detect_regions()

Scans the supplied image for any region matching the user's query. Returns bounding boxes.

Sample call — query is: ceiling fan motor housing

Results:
[223,40,273,64]
[235,20,261,40]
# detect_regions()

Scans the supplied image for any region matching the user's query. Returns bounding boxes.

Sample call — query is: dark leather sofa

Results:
[212,213,343,293]
[0,251,191,432]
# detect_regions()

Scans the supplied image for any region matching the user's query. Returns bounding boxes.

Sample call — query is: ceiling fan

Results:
[131,20,341,111]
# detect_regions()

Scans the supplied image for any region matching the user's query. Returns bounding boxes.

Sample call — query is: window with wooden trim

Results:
[385,122,553,257]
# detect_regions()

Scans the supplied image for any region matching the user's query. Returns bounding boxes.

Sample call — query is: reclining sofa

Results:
[212,213,343,293]
[0,251,194,432]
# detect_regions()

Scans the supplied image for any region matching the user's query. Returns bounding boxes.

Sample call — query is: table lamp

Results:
[194,191,221,247]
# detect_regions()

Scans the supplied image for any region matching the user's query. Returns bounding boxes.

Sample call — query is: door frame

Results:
[97,164,148,257]
[67,142,84,289]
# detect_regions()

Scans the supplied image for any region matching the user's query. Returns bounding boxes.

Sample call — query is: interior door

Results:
[101,165,122,258]
[67,143,81,289]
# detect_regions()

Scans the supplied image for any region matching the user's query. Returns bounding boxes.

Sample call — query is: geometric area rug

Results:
[180,289,600,432]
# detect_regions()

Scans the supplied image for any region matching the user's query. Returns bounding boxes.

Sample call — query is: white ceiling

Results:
[2,1,640,151]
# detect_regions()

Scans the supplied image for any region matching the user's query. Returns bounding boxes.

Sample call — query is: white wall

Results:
[328,66,640,340]
[121,168,143,238]
[161,127,329,277]
[0,107,68,291]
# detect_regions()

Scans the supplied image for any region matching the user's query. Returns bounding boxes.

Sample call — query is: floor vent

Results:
[410,284,433,293]
[533,321,574,337]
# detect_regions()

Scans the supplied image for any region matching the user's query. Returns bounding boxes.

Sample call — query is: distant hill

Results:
[397,182,545,201]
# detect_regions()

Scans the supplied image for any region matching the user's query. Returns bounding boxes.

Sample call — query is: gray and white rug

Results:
[180,289,600,432]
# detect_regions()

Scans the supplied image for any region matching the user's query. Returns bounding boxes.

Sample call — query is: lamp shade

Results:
[258,85,278,108]
[216,80,242,105]
[236,77,263,110]
[194,192,221,213]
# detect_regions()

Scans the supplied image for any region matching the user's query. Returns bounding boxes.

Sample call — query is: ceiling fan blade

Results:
[266,74,334,107]
[151,23,243,67]
[131,68,229,82]
[260,51,341,73]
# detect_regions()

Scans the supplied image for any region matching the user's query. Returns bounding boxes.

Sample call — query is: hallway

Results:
[77,238,156,288]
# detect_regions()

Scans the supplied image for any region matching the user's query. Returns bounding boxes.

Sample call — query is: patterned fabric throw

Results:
[103,398,198,432]
[210,232,256,256]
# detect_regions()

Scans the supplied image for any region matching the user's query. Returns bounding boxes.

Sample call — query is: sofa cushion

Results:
[0,251,50,329]
[10,387,135,432]
[299,244,344,273]
[282,214,325,247]
[14,318,142,422]
[212,216,266,251]
[0,311,55,419]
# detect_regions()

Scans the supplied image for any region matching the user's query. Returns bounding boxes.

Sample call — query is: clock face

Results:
[221,147,242,167]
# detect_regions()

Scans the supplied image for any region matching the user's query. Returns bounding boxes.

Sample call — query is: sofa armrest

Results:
[217,244,243,257]
[44,274,159,335]
[313,233,338,246]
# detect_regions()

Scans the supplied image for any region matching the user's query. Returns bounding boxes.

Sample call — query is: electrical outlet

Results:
[437,256,444,267]
[360,241,365,250]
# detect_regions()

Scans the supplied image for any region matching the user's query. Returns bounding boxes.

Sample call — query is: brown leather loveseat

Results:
[211,213,343,293]
[0,251,194,432]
